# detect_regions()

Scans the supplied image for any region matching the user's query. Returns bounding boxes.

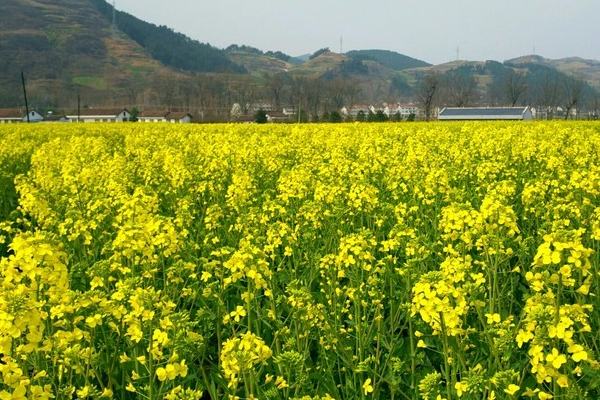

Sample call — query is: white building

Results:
[66,108,131,122]
[385,104,419,119]
[138,110,169,123]
[167,112,193,123]
[341,105,372,119]
[438,107,533,121]
[137,111,193,123]
[0,109,44,123]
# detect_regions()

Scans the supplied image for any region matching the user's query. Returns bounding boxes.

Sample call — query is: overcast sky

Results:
[114,0,600,65]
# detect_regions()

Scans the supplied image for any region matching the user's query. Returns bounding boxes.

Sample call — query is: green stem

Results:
[439,313,453,400]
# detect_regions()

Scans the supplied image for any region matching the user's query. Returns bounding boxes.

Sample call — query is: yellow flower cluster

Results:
[516,231,595,388]
[220,331,272,388]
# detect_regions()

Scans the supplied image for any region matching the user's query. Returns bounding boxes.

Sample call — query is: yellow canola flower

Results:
[538,392,553,400]
[76,386,90,398]
[546,348,567,369]
[362,378,374,395]
[275,376,289,389]
[485,313,501,324]
[556,375,569,388]
[455,381,469,397]
[504,384,519,395]
[567,344,588,362]
[156,360,188,382]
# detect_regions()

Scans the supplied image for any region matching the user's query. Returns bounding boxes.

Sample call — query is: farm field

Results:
[1,121,600,400]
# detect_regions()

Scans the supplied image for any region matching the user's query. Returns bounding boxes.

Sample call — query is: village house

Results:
[166,111,193,123]
[385,104,420,119]
[43,112,69,122]
[438,107,533,121]
[66,108,131,123]
[340,105,372,119]
[266,111,289,123]
[0,108,44,123]
[138,110,169,123]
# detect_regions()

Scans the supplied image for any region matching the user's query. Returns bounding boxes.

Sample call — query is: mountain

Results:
[0,0,244,109]
[346,49,430,71]
[507,55,600,91]
[0,0,179,108]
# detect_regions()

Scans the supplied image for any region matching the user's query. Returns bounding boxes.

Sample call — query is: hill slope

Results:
[346,49,430,70]
[90,0,244,74]
[0,0,183,108]
[508,55,600,90]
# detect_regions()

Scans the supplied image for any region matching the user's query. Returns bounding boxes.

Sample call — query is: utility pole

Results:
[112,1,117,29]
[21,71,30,123]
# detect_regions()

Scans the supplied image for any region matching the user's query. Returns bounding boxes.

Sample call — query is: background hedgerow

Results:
[1,121,600,400]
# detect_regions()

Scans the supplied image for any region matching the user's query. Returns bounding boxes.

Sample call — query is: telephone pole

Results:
[21,71,30,123]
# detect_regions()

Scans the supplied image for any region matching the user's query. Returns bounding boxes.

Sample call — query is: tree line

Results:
[417,61,598,120]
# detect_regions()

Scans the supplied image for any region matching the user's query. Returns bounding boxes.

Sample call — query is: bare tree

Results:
[443,69,477,107]
[151,71,177,110]
[176,75,195,111]
[289,76,308,118]
[417,73,439,121]
[264,72,290,110]
[192,74,227,122]
[562,75,585,120]
[123,72,144,107]
[536,71,561,119]
[326,77,360,110]
[230,79,257,114]
[305,78,324,121]
[503,69,527,106]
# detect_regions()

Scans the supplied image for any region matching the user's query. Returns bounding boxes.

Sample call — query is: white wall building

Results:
[66,108,131,122]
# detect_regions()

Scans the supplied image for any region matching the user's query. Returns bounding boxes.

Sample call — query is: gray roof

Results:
[440,107,528,116]
[438,107,531,120]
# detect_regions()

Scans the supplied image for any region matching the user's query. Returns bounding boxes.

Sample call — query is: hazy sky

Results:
[115,0,600,65]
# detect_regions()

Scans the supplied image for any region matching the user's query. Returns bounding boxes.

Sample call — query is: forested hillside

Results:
[347,49,430,70]
[90,0,245,73]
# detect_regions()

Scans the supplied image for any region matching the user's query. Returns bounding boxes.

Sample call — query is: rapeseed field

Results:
[1,121,600,399]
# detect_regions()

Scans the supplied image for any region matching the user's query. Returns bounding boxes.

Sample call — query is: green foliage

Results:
[367,110,388,122]
[309,48,330,60]
[356,110,366,122]
[227,44,291,62]
[254,109,268,123]
[328,110,343,122]
[322,57,369,79]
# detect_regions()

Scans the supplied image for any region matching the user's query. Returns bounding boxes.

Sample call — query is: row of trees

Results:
[7,58,598,123]
[417,62,597,120]
[103,71,363,122]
